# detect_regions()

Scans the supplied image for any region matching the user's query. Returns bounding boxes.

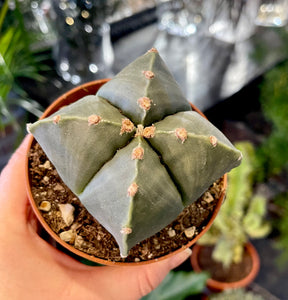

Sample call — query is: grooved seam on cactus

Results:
[121,143,143,248]
[76,135,136,196]
[39,116,126,129]
[145,132,242,204]
[143,138,184,200]
[139,52,157,125]
[152,130,224,148]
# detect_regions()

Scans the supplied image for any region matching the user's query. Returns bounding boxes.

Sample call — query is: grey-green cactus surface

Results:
[28,48,242,258]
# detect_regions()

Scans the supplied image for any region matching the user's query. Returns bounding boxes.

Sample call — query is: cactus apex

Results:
[132,147,144,160]
[138,96,152,111]
[135,125,156,138]
[53,115,61,124]
[127,182,138,197]
[175,128,188,143]
[143,125,156,139]
[209,136,218,147]
[142,70,155,79]
[120,118,135,135]
[88,115,101,126]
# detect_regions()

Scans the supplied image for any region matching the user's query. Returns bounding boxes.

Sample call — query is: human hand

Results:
[0,136,192,300]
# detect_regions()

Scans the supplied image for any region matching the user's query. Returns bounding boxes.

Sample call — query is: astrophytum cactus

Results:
[27,48,242,258]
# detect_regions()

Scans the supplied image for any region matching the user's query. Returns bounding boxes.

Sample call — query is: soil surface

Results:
[197,245,252,282]
[28,142,224,263]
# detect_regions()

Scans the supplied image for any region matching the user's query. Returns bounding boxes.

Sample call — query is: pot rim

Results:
[25,79,227,266]
[190,242,260,291]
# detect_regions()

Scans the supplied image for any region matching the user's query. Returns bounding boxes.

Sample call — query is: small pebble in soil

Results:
[167,228,176,237]
[43,176,49,183]
[58,203,75,226]
[203,191,214,203]
[184,226,196,238]
[59,229,76,243]
[39,201,51,212]
[39,160,51,169]
[54,183,65,192]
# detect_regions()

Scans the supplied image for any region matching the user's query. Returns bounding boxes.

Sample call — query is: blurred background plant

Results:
[255,60,288,267]
[141,270,209,300]
[273,191,288,266]
[256,61,288,180]
[197,141,271,268]
[0,0,48,135]
[208,287,264,300]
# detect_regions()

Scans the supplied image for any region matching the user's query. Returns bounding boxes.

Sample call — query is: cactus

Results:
[27,48,242,258]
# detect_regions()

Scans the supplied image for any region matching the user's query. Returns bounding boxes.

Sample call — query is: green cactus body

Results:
[28,95,135,195]
[150,111,241,206]
[97,48,192,126]
[28,48,242,258]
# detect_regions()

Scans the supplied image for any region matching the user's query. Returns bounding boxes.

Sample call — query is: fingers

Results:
[79,247,192,300]
[0,135,31,222]
[135,248,193,297]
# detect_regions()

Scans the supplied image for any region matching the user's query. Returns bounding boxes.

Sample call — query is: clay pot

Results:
[25,79,227,266]
[190,242,260,292]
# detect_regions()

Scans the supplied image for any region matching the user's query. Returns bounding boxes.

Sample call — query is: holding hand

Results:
[0,136,192,300]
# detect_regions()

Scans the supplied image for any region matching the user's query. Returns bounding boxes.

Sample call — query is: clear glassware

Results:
[156,0,204,37]
[203,0,260,44]
[255,0,288,27]
[51,0,116,85]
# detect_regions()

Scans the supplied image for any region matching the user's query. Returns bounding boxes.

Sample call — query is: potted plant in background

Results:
[191,141,271,291]
[0,0,48,169]
[208,288,265,300]
[25,48,242,265]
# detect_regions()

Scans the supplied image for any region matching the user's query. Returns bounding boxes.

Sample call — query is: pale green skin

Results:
[28,50,242,258]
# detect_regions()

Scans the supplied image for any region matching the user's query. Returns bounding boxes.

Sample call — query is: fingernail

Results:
[170,247,192,269]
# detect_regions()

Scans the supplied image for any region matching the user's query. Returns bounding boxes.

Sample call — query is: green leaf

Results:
[141,271,209,300]
[0,0,9,31]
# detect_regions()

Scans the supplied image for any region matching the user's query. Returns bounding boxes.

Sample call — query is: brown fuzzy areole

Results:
[88,115,101,126]
[142,70,155,79]
[175,128,188,143]
[137,97,152,111]
[120,119,134,135]
[209,136,218,147]
[127,182,138,197]
[132,147,144,160]
[53,115,61,124]
[143,125,155,139]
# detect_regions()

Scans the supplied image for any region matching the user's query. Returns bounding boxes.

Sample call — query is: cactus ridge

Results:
[97,50,192,126]
[28,49,242,257]
[28,95,136,195]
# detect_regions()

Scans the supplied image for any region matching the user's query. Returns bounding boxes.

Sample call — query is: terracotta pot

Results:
[25,79,227,266]
[190,242,260,292]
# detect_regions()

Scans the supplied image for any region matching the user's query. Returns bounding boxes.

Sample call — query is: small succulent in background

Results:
[28,48,242,257]
[198,141,271,268]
